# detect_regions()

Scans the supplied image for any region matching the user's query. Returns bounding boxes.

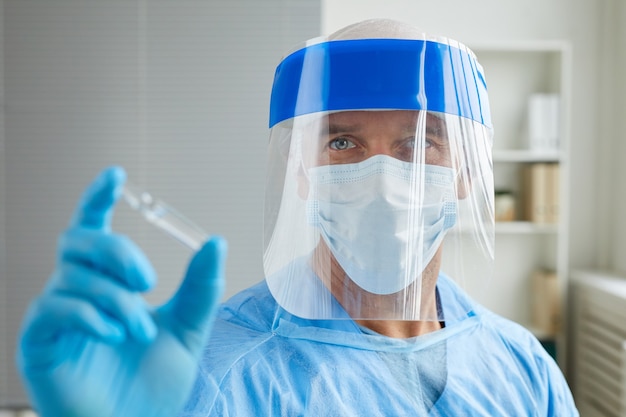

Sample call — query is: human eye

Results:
[402,136,431,151]
[395,136,433,162]
[328,136,356,151]
[403,136,433,149]
[404,137,433,149]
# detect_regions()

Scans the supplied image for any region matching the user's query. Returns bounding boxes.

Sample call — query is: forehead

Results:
[326,110,445,132]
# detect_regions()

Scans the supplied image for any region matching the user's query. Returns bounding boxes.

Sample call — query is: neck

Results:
[356,319,443,338]
[311,241,445,338]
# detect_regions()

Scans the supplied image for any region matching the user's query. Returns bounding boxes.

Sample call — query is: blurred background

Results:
[1,1,625,415]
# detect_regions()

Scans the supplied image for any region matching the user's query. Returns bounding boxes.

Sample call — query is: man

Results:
[17,19,578,416]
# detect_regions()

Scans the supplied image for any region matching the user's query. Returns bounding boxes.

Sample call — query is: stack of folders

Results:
[521,163,560,224]
[530,269,561,337]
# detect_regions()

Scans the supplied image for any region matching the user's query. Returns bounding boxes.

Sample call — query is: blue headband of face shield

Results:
[269,38,491,129]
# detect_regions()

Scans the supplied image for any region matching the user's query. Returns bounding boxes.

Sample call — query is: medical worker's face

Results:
[303,110,458,304]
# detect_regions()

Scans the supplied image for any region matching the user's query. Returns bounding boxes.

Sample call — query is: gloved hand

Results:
[16,167,227,417]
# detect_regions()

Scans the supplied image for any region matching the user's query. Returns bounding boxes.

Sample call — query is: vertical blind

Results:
[1,2,8,406]
[0,0,320,407]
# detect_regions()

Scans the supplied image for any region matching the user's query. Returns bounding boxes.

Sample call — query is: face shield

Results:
[263,37,494,322]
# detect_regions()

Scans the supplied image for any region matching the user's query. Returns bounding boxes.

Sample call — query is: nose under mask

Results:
[306,155,457,295]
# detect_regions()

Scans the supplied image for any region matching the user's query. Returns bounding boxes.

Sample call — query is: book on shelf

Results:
[530,269,561,337]
[521,163,559,224]
[546,163,559,223]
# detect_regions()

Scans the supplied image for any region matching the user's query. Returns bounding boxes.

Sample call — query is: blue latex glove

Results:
[16,167,227,417]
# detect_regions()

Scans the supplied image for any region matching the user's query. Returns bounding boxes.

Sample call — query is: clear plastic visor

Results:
[264,109,494,321]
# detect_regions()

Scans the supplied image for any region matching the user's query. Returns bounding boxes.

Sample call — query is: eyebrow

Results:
[325,122,422,136]
[326,123,360,135]
[426,124,443,136]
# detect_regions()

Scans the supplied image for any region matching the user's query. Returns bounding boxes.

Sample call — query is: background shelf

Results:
[495,221,559,234]
[493,149,562,163]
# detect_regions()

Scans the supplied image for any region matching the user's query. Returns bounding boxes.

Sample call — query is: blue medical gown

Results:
[180,272,578,416]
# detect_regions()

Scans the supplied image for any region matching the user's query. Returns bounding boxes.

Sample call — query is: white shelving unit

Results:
[471,41,572,365]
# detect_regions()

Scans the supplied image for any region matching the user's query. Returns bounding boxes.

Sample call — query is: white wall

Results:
[0,0,320,407]
[322,0,612,275]
[610,1,626,274]
[592,0,626,274]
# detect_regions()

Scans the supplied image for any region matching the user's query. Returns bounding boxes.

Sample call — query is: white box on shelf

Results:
[527,93,560,152]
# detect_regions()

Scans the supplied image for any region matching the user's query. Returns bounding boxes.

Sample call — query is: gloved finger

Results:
[58,228,156,292]
[161,236,227,354]
[49,263,157,343]
[19,292,127,350]
[69,166,126,231]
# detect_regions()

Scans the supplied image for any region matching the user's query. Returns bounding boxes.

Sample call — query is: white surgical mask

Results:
[307,155,457,295]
